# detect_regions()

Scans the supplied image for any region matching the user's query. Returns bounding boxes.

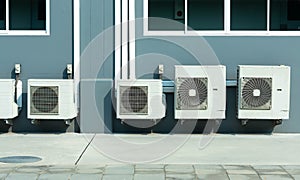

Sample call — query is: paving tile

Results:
[252,165,283,170]
[75,165,104,174]
[228,174,260,180]
[226,169,257,175]
[0,167,16,173]
[196,173,229,180]
[135,164,165,169]
[102,174,133,180]
[166,173,195,180]
[104,165,134,175]
[71,173,102,180]
[253,165,287,175]
[224,165,253,170]
[195,169,226,175]
[165,164,194,174]
[6,173,38,180]
[134,173,165,180]
[15,166,48,173]
[282,165,300,170]
[38,173,72,180]
[284,169,300,175]
[47,165,75,173]
[194,165,224,170]
[0,174,7,179]
[256,169,288,175]
[135,164,165,174]
[292,175,300,180]
[259,174,293,180]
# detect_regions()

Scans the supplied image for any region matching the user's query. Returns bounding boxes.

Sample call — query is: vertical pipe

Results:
[115,0,121,82]
[184,0,187,33]
[267,0,270,32]
[129,0,135,79]
[6,0,9,31]
[121,0,128,79]
[224,0,231,33]
[73,0,80,109]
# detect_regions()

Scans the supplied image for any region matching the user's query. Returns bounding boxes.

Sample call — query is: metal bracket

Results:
[5,120,13,126]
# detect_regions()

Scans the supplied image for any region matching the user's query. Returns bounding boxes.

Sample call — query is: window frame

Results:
[0,0,50,36]
[144,0,300,36]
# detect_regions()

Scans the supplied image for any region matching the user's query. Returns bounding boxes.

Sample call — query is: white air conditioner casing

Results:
[237,65,291,119]
[27,79,77,120]
[0,79,18,119]
[117,79,166,120]
[175,65,226,119]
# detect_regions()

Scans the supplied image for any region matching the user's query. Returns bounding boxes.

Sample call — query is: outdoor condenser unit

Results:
[117,79,166,120]
[27,79,77,121]
[0,79,19,120]
[174,65,226,119]
[237,65,291,120]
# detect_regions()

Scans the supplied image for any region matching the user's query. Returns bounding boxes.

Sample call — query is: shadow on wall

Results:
[113,87,275,134]
[0,93,76,133]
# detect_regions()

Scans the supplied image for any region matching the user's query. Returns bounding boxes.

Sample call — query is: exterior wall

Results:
[0,0,74,133]
[80,0,300,134]
[1,0,299,133]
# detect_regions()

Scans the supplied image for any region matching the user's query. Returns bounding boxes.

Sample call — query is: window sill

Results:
[144,30,300,36]
[0,30,50,36]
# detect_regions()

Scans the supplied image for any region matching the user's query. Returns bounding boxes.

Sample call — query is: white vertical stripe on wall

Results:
[74,0,80,109]
[121,0,129,79]
[129,0,136,79]
[115,0,122,82]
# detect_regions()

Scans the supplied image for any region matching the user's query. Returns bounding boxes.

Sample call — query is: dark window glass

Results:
[270,0,300,30]
[188,0,224,30]
[231,0,267,30]
[288,0,300,20]
[0,0,5,30]
[148,0,185,31]
[38,0,46,20]
[9,0,46,30]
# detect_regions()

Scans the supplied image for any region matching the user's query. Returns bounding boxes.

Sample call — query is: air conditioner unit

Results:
[0,79,18,120]
[117,79,166,120]
[237,65,291,120]
[175,65,226,119]
[27,79,77,120]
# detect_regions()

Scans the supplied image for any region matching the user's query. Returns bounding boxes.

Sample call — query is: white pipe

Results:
[74,0,80,109]
[6,0,9,31]
[129,0,136,79]
[121,0,129,79]
[115,0,122,82]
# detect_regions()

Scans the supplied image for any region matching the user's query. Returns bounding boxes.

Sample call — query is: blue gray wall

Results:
[0,0,74,133]
[2,0,299,133]
[79,0,300,134]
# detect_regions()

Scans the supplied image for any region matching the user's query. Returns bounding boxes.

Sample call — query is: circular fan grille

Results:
[32,87,59,113]
[121,86,148,113]
[242,78,272,108]
[177,78,208,110]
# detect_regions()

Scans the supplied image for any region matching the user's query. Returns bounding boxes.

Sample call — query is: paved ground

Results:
[1,164,300,179]
[1,133,300,179]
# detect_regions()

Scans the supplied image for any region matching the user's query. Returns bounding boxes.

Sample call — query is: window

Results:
[231,0,267,30]
[188,0,224,30]
[144,0,300,36]
[0,0,50,35]
[270,0,300,31]
[148,0,185,31]
[0,0,5,30]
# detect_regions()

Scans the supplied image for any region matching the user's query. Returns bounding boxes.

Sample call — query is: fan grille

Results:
[176,78,208,110]
[241,77,272,110]
[120,86,148,115]
[30,86,59,115]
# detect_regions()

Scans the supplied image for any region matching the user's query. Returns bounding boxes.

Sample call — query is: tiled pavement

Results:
[0,164,300,180]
